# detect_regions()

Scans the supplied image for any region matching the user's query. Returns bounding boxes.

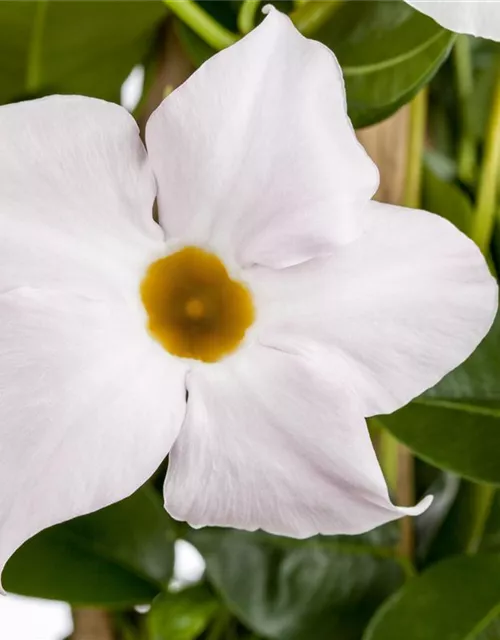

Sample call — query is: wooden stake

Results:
[71,609,116,640]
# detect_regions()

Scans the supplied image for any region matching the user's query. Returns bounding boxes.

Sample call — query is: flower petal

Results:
[406,0,500,41]
[0,289,187,581]
[165,346,429,537]
[249,201,498,417]
[0,96,163,300]
[146,8,378,268]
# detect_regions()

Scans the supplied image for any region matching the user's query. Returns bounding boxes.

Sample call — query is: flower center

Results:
[140,246,255,363]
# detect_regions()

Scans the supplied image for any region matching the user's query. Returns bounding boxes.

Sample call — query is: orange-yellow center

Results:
[140,246,255,363]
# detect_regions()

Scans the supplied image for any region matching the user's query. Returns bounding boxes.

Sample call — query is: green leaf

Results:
[363,555,500,640]
[4,486,174,605]
[380,399,500,485]
[188,526,405,640]
[0,0,167,104]
[313,2,455,128]
[148,584,219,640]
[422,163,473,235]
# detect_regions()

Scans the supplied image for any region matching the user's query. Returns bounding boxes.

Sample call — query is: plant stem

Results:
[238,0,261,35]
[163,0,238,50]
[403,87,428,209]
[375,418,399,493]
[26,0,48,94]
[466,484,496,554]
[471,59,500,253]
[454,35,477,185]
[290,0,343,37]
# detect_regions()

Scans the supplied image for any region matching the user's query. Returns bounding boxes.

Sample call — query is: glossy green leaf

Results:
[380,399,500,485]
[0,0,167,104]
[364,555,500,640]
[314,2,455,128]
[4,486,174,605]
[148,584,219,640]
[422,163,473,235]
[188,526,405,640]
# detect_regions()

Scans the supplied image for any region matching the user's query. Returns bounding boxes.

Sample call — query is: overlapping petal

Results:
[0,289,187,578]
[249,201,498,417]
[0,96,164,301]
[165,346,430,537]
[146,9,378,269]
[406,0,500,41]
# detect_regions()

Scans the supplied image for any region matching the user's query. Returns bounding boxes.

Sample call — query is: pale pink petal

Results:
[249,201,497,416]
[0,289,187,581]
[0,96,163,300]
[165,346,429,537]
[146,9,378,268]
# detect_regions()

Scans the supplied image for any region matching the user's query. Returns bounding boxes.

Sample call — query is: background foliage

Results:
[2,1,500,639]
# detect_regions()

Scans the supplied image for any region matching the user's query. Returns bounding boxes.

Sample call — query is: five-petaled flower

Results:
[406,0,500,41]
[0,7,497,580]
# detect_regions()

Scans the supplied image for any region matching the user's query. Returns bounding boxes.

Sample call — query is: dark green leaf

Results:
[4,486,174,605]
[314,2,455,128]
[188,527,405,640]
[380,399,500,485]
[148,584,219,640]
[364,555,500,640]
[0,0,167,104]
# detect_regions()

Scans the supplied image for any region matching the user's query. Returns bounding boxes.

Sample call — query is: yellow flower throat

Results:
[140,247,255,363]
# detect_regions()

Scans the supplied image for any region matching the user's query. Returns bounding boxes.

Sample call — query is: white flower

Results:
[406,0,500,41]
[0,8,496,579]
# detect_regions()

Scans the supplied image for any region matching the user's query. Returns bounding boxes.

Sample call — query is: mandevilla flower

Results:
[0,8,497,578]
[406,0,500,41]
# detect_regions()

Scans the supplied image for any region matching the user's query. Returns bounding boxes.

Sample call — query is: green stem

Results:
[163,0,238,50]
[206,610,230,640]
[466,484,496,554]
[238,0,261,35]
[454,35,477,185]
[26,0,48,94]
[404,87,428,209]
[471,60,500,253]
[373,418,399,493]
[290,0,343,37]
